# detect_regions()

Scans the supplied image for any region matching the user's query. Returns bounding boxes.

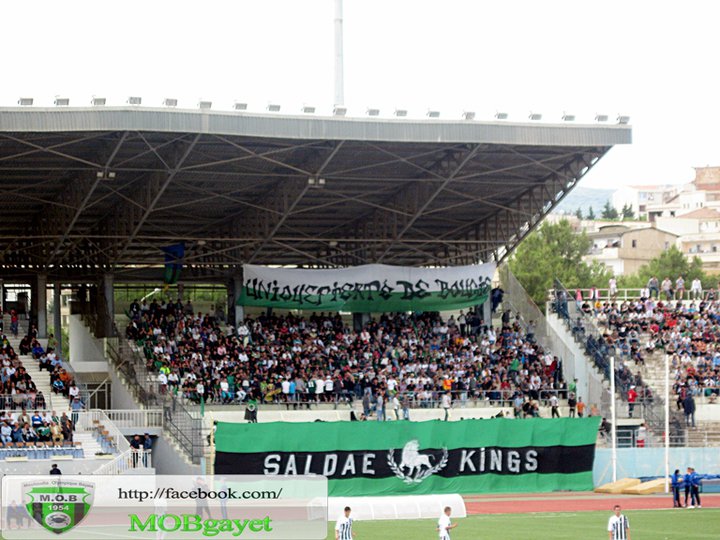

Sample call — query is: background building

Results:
[584,224,677,275]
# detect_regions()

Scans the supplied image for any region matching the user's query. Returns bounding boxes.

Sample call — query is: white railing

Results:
[95,449,153,475]
[74,409,130,453]
[105,409,163,429]
[549,287,708,302]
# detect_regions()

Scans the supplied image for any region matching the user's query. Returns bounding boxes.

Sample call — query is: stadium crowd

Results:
[124,297,573,416]
[564,278,720,425]
[0,317,81,445]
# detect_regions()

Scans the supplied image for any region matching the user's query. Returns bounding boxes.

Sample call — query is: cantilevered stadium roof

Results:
[0,107,631,281]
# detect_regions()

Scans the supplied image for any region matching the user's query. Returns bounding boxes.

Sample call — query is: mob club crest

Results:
[23,479,94,534]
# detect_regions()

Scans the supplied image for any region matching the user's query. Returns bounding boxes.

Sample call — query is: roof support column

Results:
[229,273,244,328]
[34,274,47,339]
[53,282,62,358]
[99,273,115,338]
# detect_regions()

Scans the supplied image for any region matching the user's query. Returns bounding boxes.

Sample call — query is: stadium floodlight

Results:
[233,102,248,111]
[595,114,609,122]
[394,109,408,117]
[127,96,142,105]
[267,103,281,112]
[91,97,106,106]
[366,108,380,116]
[528,112,542,121]
[562,113,575,122]
[54,97,69,106]
[495,111,508,120]
[427,110,440,118]
[301,105,316,114]
[163,98,178,107]
[462,111,476,120]
[198,101,212,110]
[617,115,631,124]
[318,178,326,186]
[307,177,317,185]
[333,105,347,116]
[96,170,116,180]
[18,97,33,106]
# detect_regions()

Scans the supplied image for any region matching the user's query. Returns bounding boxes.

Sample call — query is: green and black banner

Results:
[214,418,600,496]
[238,262,495,312]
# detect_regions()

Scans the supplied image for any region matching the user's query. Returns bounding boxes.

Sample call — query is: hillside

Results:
[555,186,614,215]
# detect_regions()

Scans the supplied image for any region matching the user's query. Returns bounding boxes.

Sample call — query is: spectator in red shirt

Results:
[627,386,638,417]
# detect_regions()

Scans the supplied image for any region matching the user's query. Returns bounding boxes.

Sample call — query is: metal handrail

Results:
[104,409,163,428]
[74,409,130,453]
[95,449,153,474]
[108,325,206,464]
[0,393,50,410]
[547,287,707,302]
[551,280,685,442]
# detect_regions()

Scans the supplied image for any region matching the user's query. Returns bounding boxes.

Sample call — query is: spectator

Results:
[549,393,559,418]
[627,386,638,418]
[49,464,61,475]
[609,277,618,300]
[690,278,703,301]
[647,276,660,299]
[567,392,577,418]
[636,423,646,448]
[441,391,452,421]
[576,397,586,418]
[683,393,696,428]
[675,276,686,301]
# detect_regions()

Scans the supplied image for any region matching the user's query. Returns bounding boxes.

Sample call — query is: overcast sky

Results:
[2,0,718,189]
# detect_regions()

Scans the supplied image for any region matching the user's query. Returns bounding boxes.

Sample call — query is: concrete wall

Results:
[593,447,720,486]
[0,458,115,476]
[206,406,578,424]
[546,313,610,414]
[109,366,141,410]
[69,314,106,364]
[152,435,202,475]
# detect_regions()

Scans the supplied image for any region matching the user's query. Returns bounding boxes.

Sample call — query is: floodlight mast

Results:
[334,0,345,106]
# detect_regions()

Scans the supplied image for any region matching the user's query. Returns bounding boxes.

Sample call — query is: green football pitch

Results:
[325,508,720,540]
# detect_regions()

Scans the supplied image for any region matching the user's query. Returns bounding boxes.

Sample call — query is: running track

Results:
[463,492,720,514]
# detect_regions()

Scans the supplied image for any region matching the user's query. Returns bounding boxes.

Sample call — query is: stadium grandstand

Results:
[6,105,718,536]
[0,104,630,443]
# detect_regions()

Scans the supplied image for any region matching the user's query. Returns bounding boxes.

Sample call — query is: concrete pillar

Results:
[482,300,492,329]
[177,283,185,302]
[36,274,47,338]
[233,275,245,326]
[53,283,62,356]
[352,312,371,332]
[102,273,114,337]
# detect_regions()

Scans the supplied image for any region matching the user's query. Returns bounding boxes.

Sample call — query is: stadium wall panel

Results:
[593,447,720,486]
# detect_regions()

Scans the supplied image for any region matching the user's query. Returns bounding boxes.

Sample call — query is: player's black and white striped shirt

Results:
[335,516,353,540]
[608,514,630,540]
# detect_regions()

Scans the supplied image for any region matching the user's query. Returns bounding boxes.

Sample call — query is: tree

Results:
[575,208,583,220]
[619,245,708,288]
[587,206,596,220]
[509,220,612,306]
[621,203,635,220]
[601,200,619,220]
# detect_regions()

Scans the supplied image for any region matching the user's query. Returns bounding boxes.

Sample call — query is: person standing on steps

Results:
[567,392,577,418]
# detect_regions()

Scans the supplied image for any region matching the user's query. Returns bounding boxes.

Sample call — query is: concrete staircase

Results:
[73,431,103,457]
[4,314,71,413]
